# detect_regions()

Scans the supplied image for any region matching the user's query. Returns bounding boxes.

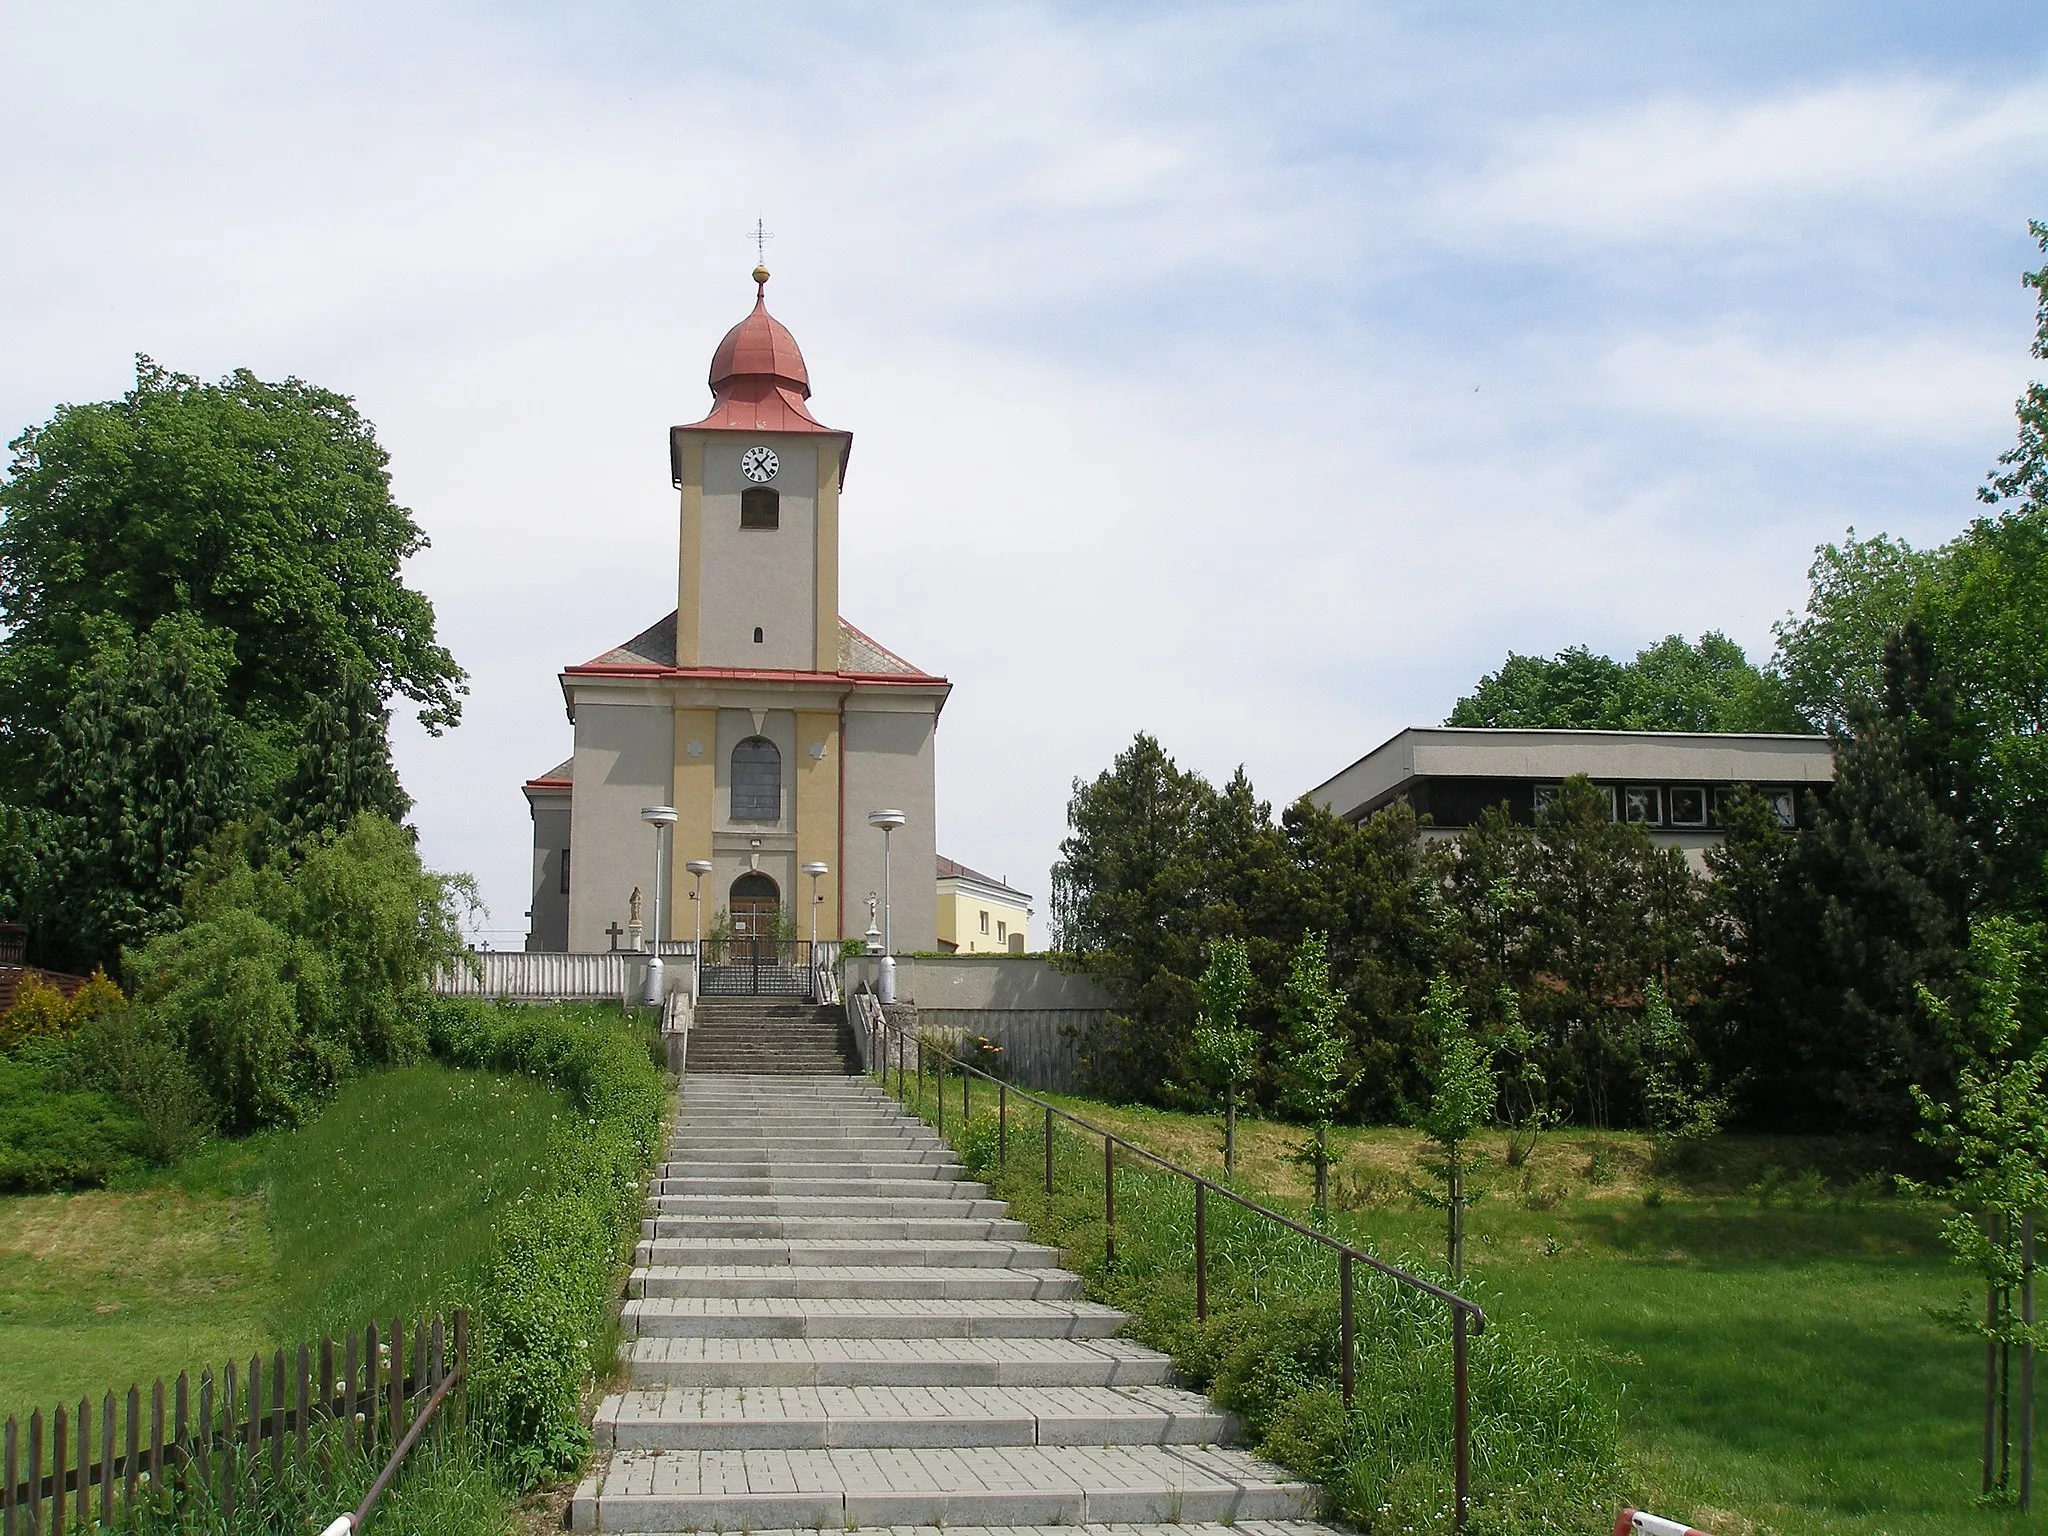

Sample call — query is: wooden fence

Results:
[3,1311,466,1536]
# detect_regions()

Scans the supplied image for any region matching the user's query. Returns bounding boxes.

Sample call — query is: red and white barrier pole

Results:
[1615,1510,1710,1536]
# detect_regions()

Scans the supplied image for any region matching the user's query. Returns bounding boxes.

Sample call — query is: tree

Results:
[1190,937,1257,1173]
[1412,971,1493,1279]
[1637,978,1728,1140]
[1275,932,1352,1219]
[1448,633,1806,733]
[1903,914,2048,1505]
[279,665,412,842]
[0,358,465,799]
[22,615,250,970]
[1773,628,1978,1134]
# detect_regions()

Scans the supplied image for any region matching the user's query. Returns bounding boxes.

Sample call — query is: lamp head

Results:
[640,805,679,826]
[867,809,907,831]
[684,859,714,877]
[801,861,830,878]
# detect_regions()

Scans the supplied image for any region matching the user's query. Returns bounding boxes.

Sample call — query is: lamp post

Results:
[867,809,905,1003]
[639,806,678,1006]
[685,859,714,945]
[684,858,713,999]
[800,861,830,950]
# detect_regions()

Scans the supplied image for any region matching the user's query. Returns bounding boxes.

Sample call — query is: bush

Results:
[0,968,124,1050]
[423,1000,667,1487]
[0,1047,147,1189]
[126,814,473,1131]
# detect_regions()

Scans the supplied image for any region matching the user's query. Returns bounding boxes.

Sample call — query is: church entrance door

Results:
[728,872,782,963]
[700,872,812,997]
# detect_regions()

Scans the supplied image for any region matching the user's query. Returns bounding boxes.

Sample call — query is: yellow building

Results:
[935,857,1033,954]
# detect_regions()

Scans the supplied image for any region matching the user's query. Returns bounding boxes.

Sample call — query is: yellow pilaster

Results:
[794,708,842,941]
[671,707,716,937]
[814,443,840,673]
[677,439,704,666]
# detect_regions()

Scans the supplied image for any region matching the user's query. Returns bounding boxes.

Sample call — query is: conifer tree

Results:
[279,665,411,841]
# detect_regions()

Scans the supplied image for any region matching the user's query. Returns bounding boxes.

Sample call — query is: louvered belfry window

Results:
[740,487,780,528]
[731,737,781,822]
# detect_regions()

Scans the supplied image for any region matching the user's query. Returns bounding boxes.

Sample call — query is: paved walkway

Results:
[572,1075,1338,1534]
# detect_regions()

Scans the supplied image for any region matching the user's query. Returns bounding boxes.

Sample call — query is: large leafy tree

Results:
[23,616,251,970]
[1448,633,1806,733]
[0,358,465,797]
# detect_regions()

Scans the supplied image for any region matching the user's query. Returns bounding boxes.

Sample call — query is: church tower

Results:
[669,266,849,674]
[522,268,949,964]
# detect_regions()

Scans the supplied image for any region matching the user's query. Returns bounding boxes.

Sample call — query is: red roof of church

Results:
[674,269,846,447]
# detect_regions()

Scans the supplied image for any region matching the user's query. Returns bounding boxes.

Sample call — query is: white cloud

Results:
[1443,76,2048,244]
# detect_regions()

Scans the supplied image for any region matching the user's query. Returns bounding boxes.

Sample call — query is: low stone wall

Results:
[914,1007,1095,1092]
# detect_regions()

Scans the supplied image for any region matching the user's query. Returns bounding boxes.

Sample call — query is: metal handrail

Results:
[318,1362,463,1536]
[861,1008,1487,1530]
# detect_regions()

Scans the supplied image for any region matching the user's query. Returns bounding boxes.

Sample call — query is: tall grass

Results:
[266,1065,565,1340]
[909,1067,1619,1535]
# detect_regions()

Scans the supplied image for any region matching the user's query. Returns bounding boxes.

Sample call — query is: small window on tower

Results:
[741,486,779,529]
[560,847,571,895]
[753,627,764,644]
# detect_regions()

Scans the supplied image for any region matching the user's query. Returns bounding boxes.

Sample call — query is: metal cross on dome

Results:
[748,217,774,266]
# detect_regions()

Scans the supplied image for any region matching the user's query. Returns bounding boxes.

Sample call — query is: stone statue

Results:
[629,887,643,925]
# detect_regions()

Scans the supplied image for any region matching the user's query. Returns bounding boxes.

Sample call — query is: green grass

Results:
[0,1062,568,1424]
[896,1065,2040,1536]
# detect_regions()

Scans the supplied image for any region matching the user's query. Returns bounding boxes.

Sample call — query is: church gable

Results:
[575,611,937,681]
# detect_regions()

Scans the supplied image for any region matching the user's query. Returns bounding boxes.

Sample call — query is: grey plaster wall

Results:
[526,795,571,951]
[697,435,819,671]
[840,699,939,952]
[915,1008,1092,1092]
[848,955,1111,1009]
[567,699,675,951]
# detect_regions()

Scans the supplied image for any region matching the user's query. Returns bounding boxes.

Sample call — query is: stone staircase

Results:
[684,999,857,1075]
[572,1074,1333,1534]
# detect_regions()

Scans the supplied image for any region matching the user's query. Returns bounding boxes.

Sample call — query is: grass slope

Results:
[896,1072,2038,1536]
[1,1062,566,1424]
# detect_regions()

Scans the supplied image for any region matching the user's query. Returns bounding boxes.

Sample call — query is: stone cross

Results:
[605,921,625,951]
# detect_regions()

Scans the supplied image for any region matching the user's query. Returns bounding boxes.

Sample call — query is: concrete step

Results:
[650,1194,1009,1217]
[654,1177,990,1198]
[593,1382,1235,1450]
[666,1129,944,1147]
[621,1296,1129,1340]
[630,1265,1086,1300]
[570,1443,1318,1530]
[620,1336,1178,1388]
[633,1238,1062,1269]
[661,1144,959,1165]
[642,1215,1031,1241]
[655,1164,963,1187]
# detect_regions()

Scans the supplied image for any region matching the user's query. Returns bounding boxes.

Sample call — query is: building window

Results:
[753,626,764,644]
[1766,789,1797,828]
[1623,786,1662,825]
[560,847,571,895]
[997,919,1007,943]
[731,737,781,822]
[741,486,779,529]
[1668,786,1707,826]
[1532,784,1560,816]
[979,911,990,935]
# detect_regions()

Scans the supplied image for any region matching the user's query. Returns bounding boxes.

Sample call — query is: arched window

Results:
[740,486,780,529]
[731,737,781,822]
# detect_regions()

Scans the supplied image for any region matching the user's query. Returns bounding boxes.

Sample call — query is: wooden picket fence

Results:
[2,1311,467,1536]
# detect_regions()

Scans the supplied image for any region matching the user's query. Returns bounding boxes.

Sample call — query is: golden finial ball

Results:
[752,265,771,286]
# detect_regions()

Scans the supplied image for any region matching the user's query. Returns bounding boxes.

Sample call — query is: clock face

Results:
[740,445,779,483]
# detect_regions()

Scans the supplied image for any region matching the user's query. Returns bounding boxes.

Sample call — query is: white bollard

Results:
[1615,1510,1710,1536]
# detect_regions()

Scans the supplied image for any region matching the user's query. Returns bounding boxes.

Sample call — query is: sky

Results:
[4,2,2047,944]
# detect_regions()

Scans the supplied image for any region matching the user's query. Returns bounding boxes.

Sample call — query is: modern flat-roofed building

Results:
[1307,727,1836,868]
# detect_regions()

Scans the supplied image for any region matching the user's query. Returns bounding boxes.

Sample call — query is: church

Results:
[521,267,949,956]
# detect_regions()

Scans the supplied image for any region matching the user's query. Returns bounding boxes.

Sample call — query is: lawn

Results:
[0,1062,568,1425]
[895,1071,2040,1536]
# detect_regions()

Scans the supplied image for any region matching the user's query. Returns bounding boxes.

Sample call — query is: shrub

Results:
[0,1049,147,1190]
[423,1000,667,1487]
[0,968,124,1050]
[126,814,474,1130]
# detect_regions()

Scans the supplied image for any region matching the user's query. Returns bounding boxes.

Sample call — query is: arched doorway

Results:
[729,872,781,961]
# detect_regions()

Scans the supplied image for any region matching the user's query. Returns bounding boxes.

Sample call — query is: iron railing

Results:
[856,1006,1488,1530]
[698,937,816,997]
